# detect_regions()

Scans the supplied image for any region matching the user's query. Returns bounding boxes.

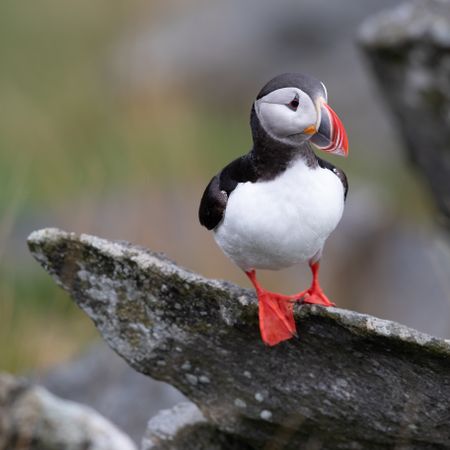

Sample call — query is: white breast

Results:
[214,158,345,271]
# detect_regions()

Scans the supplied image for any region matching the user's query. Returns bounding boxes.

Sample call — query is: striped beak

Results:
[310,102,348,157]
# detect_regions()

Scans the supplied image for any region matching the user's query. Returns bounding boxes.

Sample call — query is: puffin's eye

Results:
[288,97,299,110]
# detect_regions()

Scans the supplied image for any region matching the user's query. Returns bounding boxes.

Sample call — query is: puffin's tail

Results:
[257,291,297,346]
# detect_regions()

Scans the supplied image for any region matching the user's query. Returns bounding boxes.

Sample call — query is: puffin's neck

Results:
[249,104,318,180]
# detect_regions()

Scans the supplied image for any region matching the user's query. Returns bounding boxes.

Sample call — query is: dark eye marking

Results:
[287,95,299,111]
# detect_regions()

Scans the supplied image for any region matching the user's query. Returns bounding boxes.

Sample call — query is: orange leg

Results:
[294,261,335,307]
[245,270,297,346]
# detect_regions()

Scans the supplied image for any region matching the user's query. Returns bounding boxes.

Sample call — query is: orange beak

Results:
[310,102,348,157]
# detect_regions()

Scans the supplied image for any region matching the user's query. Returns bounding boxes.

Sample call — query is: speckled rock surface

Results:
[0,373,136,450]
[28,228,450,449]
[141,401,251,450]
[359,0,450,228]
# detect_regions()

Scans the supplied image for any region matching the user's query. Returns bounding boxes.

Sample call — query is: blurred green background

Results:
[0,0,252,372]
[1,0,445,374]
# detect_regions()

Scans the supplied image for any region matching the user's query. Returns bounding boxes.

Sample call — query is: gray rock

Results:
[142,401,250,450]
[142,402,206,449]
[359,0,450,228]
[0,372,136,450]
[28,228,450,449]
[37,342,186,444]
[340,223,450,337]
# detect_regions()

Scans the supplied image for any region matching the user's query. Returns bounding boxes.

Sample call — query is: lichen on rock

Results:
[28,228,450,449]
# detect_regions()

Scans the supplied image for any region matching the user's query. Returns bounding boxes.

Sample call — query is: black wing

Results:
[317,157,349,200]
[199,155,257,230]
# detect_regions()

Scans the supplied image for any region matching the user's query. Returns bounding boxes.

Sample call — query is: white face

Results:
[255,87,319,141]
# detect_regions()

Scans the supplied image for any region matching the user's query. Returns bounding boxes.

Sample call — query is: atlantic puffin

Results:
[199,73,348,346]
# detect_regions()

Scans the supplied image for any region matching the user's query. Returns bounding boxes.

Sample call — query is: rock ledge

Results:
[28,228,450,449]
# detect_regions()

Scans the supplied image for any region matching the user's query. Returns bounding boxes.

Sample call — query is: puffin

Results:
[198,73,349,346]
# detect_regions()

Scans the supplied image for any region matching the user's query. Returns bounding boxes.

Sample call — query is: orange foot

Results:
[292,261,336,307]
[245,270,297,346]
[297,287,336,307]
[257,289,297,345]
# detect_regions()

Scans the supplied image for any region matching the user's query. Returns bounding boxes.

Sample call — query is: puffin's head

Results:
[252,73,348,156]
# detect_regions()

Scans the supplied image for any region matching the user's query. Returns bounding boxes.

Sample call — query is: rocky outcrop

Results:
[28,228,450,449]
[359,0,450,228]
[38,342,185,443]
[141,401,250,450]
[0,372,136,450]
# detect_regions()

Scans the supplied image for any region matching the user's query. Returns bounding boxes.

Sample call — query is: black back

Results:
[198,155,257,230]
[199,152,348,230]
